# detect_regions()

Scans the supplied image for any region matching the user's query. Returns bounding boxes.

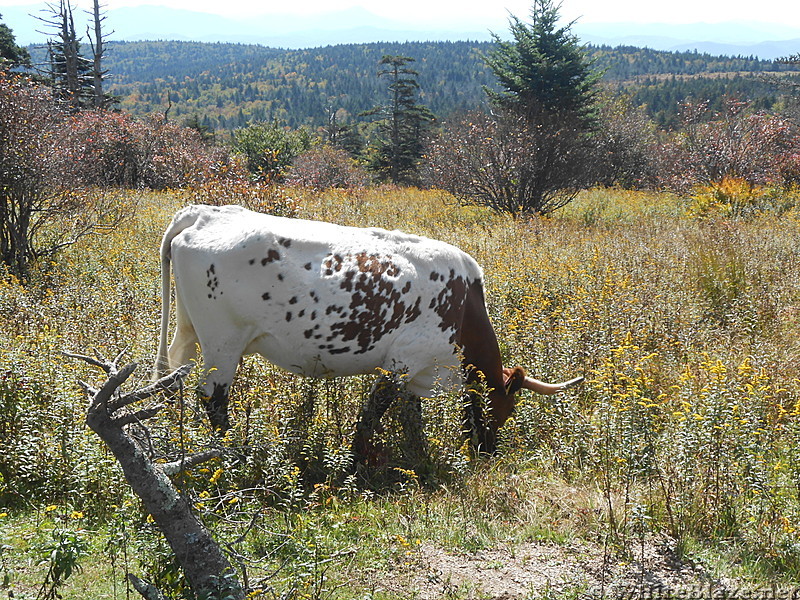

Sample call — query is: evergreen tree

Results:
[484,0,601,124]
[365,55,434,185]
[428,1,603,216]
[184,113,215,142]
[0,15,31,68]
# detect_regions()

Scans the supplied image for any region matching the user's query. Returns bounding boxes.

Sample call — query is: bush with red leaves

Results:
[285,145,369,190]
[660,99,799,193]
[56,111,234,190]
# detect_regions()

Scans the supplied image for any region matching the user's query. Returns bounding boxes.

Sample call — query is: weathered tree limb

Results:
[111,405,165,428]
[127,574,166,600]
[69,352,244,600]
[62,348,127,373]
[162,450,222,476]
[107,364,191,411]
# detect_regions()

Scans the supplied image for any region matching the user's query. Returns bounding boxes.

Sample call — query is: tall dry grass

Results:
[3,185,800,594]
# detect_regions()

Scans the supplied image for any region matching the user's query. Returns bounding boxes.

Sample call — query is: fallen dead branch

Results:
[65,349,244,600]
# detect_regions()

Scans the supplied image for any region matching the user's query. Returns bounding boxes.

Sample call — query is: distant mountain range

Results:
[2,2,799,59]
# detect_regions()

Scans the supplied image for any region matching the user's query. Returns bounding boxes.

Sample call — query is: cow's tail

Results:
[154,206,202,378]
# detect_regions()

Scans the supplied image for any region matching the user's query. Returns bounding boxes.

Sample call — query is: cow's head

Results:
[463,367,520,453]
[468,366,584,454]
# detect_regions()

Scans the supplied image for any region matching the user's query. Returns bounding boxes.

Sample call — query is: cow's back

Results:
[166,205,484,396]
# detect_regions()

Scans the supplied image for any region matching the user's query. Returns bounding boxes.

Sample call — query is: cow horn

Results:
[521,375,584,395]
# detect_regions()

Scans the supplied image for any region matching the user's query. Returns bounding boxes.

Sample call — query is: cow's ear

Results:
[503,366,526,395]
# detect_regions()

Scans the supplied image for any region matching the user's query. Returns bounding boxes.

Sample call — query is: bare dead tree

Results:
[164,90,172,123]
[65,350,245,600]
[56,0,80,107]
[86,0,114,108]
[36,1,86,108]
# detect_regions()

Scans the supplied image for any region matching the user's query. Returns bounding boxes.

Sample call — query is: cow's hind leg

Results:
[196,342,245,433]
[352,373,404,465]
[396,392,429,473]
[166,295,199,373]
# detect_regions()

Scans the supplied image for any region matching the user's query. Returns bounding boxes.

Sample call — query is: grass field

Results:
[2,186,800,599]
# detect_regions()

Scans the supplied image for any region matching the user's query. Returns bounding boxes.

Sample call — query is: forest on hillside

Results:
[79,40,800,132]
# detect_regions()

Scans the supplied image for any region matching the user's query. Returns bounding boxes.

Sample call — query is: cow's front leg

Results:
[352,373,403,464]
[462,389,497,455]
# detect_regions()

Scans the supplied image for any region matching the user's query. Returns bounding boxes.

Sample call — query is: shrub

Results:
[663,99,798,192]
[0,74,238,277]
[185,178,301,218]
[777,151,800,187]
[231,121,313,182]
[285,145,369,190]
[595,93,661,189]
[687,177,800,218]
[0,72,109,278]
[57,111,233,190]
[688,177,758,217]
[425,107,600,216]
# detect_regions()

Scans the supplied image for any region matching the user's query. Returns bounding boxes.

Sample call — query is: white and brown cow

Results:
[155,204,582,453]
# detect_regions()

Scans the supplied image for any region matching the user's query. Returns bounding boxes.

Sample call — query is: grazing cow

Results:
[155,204,582,454]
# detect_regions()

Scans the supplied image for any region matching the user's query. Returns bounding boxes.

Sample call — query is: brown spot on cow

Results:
[341,271,356,292]
[261,249,280,265]
[323,253,412,354]
[433,270,469,343]
[355,251,401,278]
[405,297,421,323]
[323,254,344,276]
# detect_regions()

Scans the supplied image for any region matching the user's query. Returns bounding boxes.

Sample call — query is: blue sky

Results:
[0,0,797,26]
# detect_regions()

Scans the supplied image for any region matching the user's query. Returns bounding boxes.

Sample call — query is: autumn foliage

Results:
[57,110,233,189]
[0,73,90,277]
[0,72,236,277]
[662,98,798,192]
[285,144,369,190]
[425,107,600,216]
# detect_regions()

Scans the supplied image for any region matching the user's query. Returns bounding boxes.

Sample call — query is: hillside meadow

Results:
[3,186,800,598]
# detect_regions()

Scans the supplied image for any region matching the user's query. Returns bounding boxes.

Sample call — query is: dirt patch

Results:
[383,537,737,599]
